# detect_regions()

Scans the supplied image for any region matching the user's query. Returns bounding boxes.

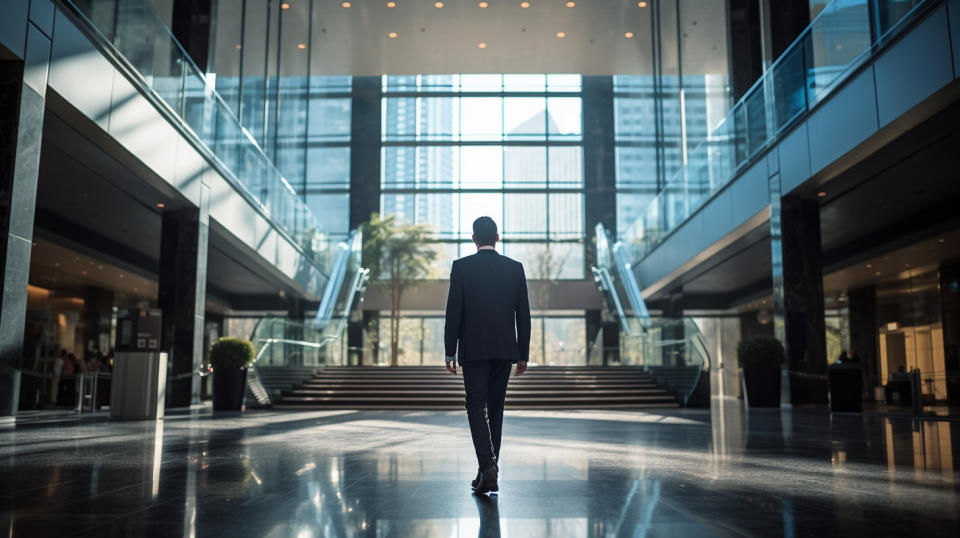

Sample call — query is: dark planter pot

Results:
[744,367,781,408]
[828,365,863,412]
[213,367,247,411]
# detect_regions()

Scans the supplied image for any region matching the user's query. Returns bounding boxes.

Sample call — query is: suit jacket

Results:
[444,249,531,363]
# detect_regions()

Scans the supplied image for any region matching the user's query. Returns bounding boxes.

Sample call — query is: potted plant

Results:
[210,337,255,411]
[737,337,784,408]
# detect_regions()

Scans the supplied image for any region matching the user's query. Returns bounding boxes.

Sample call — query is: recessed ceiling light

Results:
[97,265,103,270]
[81,270,87,276]
[565,1,575,6]
[478,1,488,6]
[386,1,396,6]
[156,202,165,208]
[478,42,487,48]
[520,1,530,7]
[434,1,444,7]
[556,31,566,38]
[938,238,946,243]
[624,32,634,38]
[341,1,351,7]
[866,264,872,268]
[297,43,306,49]
[119,274,125,278]
[134,287,139,292]
[281,2,290,9]
[388,31,398,38]
[638,1,647,7]
[875,271,881,276]
[817,191,827,197]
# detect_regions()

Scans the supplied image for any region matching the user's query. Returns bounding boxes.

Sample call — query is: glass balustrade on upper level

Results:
[622,0,931,264]
[64,0,333,271]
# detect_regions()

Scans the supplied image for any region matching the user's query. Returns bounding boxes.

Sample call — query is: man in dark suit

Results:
[444,216,531,495]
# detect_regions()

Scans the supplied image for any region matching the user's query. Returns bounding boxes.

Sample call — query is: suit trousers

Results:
[461,359,512,470]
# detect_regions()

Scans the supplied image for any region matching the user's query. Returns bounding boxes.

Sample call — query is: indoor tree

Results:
[361,213,437,367]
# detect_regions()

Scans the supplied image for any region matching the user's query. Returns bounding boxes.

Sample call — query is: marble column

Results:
[81,286,115,359]
[582,76,617,274]
[158,196,210,408]
[938,263,960,405]
[286,297,305,366]
[774,194,828,405]
[661,289,685,367]
[848,286,878,397]
[0,17,52,417]
[349,76,382,230]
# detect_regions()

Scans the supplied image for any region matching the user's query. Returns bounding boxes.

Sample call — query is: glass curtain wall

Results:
[207,0,352,242]
[380,74,585,281]
[614,0,731,259]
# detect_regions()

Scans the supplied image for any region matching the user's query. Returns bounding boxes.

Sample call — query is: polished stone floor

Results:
[1,402,959,537]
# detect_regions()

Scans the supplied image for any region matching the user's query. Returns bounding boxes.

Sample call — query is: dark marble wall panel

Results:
[583,76,616,273]
[779,195,828,405]
[159,204,209,408]
[874,5,954,128]
[7,86,44,241]
[349,76,381,231]
[0,19,50,415]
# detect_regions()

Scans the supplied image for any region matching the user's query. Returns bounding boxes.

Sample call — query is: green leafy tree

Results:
[361,213,437,367]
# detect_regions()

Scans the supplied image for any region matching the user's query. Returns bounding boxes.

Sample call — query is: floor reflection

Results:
[0,405,959,536]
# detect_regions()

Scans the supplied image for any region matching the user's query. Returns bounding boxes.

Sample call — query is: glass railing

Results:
[623,0,931,262]
[64,0,333,270]
[251,230,369,368]
[592,224,710,405]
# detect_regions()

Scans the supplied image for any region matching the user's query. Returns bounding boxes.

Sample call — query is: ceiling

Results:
[28,238,159,304]
[210,0,730,76]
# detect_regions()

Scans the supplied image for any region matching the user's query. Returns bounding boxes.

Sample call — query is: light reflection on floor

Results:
[0,401,959,536]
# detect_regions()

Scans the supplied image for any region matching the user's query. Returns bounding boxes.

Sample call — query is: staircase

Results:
[274,366,680,410]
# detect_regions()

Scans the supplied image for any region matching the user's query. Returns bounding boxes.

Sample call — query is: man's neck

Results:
[477,246,496,251]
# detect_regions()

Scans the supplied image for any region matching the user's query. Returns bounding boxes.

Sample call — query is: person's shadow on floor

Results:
[473,493,501,538]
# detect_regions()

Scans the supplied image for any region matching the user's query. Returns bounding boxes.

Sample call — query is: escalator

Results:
[591,223,711,406]
[246,230,369,406]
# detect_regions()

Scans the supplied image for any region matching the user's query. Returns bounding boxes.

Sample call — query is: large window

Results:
[206,1,353,244]
[380,74,585,280]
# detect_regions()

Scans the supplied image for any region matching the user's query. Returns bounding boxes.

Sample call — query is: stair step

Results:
[269,366,681,409]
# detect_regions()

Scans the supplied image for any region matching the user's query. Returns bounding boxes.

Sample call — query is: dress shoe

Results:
[473,463,499,495]
[471,470,482,490]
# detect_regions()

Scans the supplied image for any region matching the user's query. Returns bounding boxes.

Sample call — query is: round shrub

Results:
[736,337,785,369]
[209,337,255,370]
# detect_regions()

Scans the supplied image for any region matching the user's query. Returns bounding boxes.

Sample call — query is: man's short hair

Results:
[473,216,498,246]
